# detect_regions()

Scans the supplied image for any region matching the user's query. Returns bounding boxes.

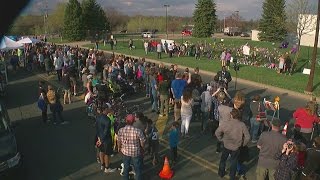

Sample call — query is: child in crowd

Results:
[148,120,160,166]
[168,121,179,165]
[37,89,48,123]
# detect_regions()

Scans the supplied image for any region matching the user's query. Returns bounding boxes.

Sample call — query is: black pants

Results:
[170,147,177,162]
[218,147,240,180]
[57,69,62,81]
[157,52,161,59]
[42,110,48,122]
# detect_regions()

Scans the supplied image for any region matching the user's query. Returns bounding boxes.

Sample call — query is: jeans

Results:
[123,155,143,180]
[145,79,150,96]
[52,110,63,123]
[218,147,240,180]
[250,117,262,141]
[170,147,177,162]
[202,111,209,132]
[151,90,158,111]
[157,52,161,59]
[181,114,192,135]
[160,95,169,115]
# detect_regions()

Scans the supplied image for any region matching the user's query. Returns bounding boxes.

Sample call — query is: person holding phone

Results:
[274,140,298,180]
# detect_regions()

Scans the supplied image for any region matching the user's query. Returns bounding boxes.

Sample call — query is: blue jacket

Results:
[37,97,47,111]
[169,128,179,148]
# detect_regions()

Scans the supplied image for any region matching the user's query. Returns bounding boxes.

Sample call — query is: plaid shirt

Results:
[274,152,298,180]
[117,125,146,157]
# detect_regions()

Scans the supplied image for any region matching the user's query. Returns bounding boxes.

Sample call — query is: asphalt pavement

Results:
[1,58,310,180]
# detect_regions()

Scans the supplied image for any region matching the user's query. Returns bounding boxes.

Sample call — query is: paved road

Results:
[1,53,309,180]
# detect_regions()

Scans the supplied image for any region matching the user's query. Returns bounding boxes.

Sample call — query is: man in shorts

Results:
[96,105,116,173]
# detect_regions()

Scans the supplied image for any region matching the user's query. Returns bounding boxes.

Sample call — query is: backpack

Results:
[192,88,201,105]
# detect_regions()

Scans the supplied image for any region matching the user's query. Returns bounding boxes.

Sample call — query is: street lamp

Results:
[164,4,170,39]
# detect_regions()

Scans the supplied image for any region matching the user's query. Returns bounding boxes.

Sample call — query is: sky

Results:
[22,0,317,20]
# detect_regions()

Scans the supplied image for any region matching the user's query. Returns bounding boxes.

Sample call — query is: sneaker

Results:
[100,165,105,170]
[111,154,114,157]
[60,121,70,125]
[104,168,116,173]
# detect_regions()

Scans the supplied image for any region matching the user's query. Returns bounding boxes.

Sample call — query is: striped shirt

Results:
[117,125,146,157]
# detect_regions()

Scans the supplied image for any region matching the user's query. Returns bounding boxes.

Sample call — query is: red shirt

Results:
[157,74,163,83]
[293,108,318,129]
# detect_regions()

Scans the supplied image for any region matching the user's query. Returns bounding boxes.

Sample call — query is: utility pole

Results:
[164,4,170,39]
[41,0,49,35]
[305,0,320,94]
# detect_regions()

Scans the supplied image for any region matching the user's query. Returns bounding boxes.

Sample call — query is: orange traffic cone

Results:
[159,156,174,179]
[282,122,288,136]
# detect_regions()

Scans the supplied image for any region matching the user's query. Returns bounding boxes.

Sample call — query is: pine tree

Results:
[63,0,85,41]
[82,0,109,38]
[258,0,287,42]
[193,0,217,38]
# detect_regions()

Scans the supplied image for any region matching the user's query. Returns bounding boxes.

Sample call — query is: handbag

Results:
[256,102,266,121]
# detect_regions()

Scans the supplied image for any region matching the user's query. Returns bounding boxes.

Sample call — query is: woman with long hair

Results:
[181,88,193,138]
[293,101,319,146]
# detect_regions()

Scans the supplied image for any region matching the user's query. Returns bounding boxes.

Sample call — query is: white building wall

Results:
[251,30,260,41]
[298,14,318,47]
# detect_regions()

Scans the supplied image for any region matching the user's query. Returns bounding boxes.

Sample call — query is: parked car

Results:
[0,100,21,174]
[141,32,155,38]
[119,30,127,33]
[181,29,192,36]
[240,32,250,37]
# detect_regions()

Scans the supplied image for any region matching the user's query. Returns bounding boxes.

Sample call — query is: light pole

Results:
[164,4,170,39]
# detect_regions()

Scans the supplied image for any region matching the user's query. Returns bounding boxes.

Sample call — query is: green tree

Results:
[82,0,109,39]
[8,15,43,35]
[63,0,84,41]
[47,3,66,35]
[192,0,217,38]
[258,0,287,42]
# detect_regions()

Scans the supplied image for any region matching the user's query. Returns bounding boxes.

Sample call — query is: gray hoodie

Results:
[215,117,250,151]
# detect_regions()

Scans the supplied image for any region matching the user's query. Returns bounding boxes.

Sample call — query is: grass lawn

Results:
[86,37,320,96]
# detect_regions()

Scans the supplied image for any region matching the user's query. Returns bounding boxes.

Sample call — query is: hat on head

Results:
[271,118,281,127]
[126,114,135,124]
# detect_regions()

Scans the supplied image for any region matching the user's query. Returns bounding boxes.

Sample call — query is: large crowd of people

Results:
[141,38,296,75]
[2,40,320,180]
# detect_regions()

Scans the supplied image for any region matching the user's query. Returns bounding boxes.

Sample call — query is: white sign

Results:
[243,45,250,56]
[303,68,311,75]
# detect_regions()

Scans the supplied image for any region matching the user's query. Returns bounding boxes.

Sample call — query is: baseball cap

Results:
[271,118,281,127]
[126,114,135,124]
